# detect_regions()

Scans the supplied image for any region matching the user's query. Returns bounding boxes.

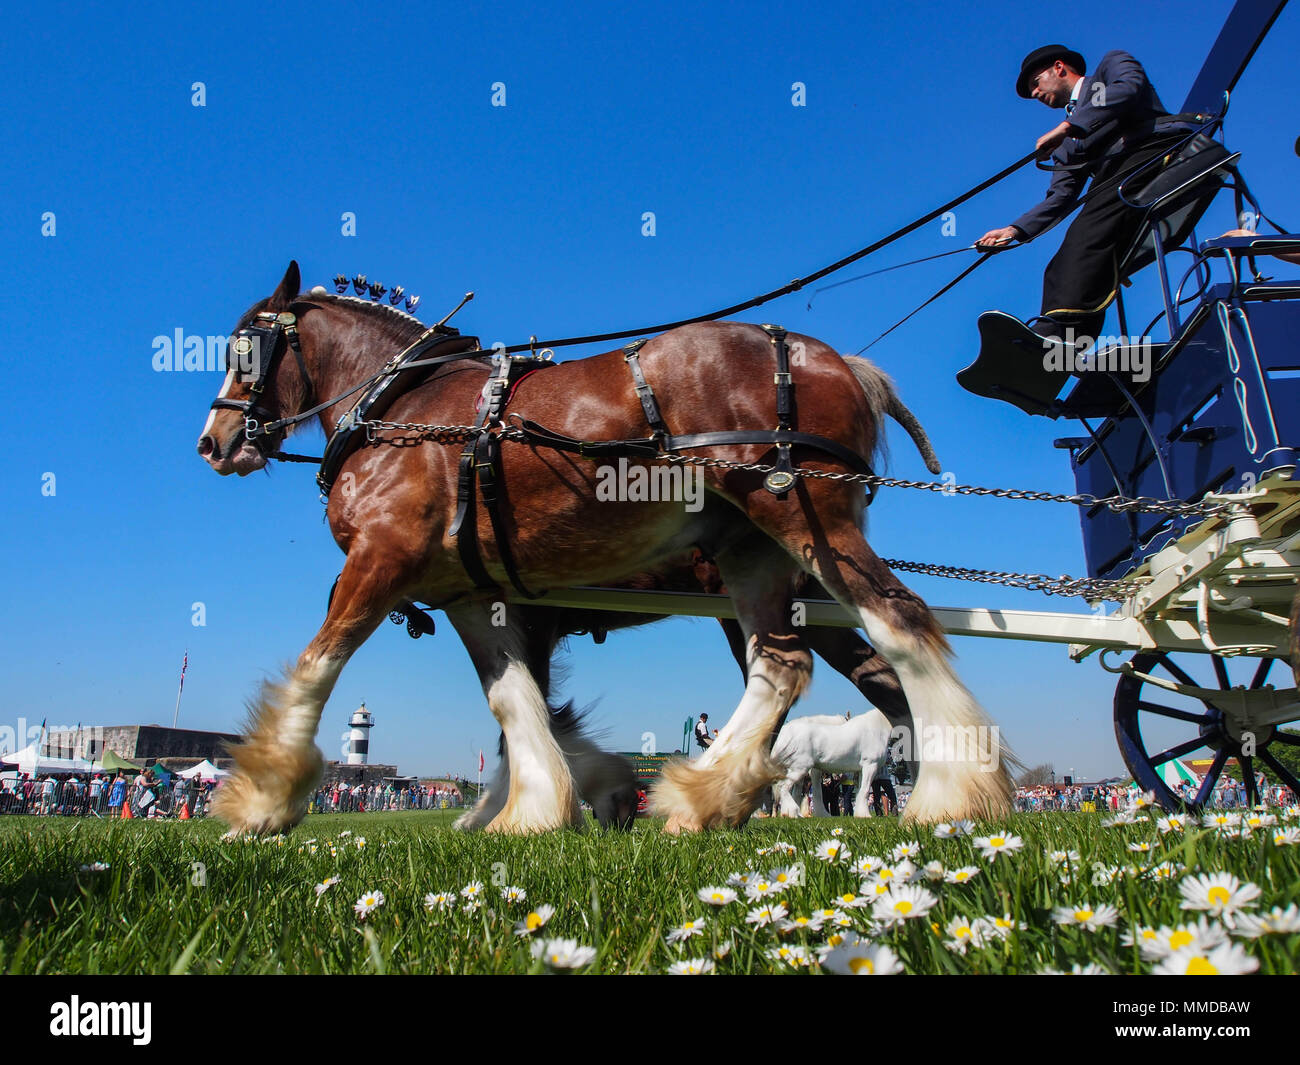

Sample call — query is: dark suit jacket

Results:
[1012,50,1195,240]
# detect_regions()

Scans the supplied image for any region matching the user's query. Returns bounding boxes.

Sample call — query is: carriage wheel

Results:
[1113,651,1300,813]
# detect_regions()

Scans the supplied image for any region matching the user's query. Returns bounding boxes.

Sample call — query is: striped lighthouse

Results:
[346,702,374,765]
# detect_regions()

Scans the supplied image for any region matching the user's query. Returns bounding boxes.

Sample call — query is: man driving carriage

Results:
[976,45,1199,346]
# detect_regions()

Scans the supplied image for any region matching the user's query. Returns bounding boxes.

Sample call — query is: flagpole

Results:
[173,650,189,728]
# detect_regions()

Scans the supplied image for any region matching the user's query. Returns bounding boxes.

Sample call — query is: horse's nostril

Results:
[197,435,215,457]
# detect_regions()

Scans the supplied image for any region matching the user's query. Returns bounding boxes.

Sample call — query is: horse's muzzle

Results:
[197,433,266,476]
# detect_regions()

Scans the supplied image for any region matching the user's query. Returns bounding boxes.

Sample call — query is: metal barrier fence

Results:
[310,786,465,813]
[0,778,215,818]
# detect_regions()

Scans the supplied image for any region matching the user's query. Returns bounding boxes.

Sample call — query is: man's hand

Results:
[976,226,1020,249]
[1035,120,1073,160]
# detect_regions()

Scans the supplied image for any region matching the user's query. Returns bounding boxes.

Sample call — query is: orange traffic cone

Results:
[121,803,133,819]
[178,803,191,820]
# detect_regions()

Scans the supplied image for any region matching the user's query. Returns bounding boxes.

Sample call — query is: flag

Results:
[478,750,484,774]
[179,650,189,692]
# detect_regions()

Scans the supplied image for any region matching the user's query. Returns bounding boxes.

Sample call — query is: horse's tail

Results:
[1290,590,1300,686]
[842,356,942,474]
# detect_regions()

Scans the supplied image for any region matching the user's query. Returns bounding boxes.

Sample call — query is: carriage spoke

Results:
[1137,700,1211,725]
[1193,748,1230,806]
[1258,748,1300,798]
[1150,736,1207,767]
[1271,729,1300,746]
[1241,756,1257,806]
[1250,657,1276,689]
[1155,653,1199,689]
[1212,655,1230,691]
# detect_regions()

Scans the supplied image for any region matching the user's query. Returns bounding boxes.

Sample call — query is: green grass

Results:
[1,809,1296,973]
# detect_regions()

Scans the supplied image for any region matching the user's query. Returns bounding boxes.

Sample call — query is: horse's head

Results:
[198,261,312,475]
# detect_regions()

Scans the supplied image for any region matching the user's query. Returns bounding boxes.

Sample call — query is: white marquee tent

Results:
[0,743,95,776]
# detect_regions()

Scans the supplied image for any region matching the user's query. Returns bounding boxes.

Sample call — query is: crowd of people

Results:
[1015,777,1297,812]
[309,780,464,813]
[0,769,216,818]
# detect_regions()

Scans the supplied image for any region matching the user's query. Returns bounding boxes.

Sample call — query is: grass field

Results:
[2,807,1297,974]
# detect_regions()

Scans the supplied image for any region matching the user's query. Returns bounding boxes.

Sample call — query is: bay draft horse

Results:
[198,262,1014,835]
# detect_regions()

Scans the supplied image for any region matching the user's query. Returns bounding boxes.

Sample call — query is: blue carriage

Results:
[955,0,1300,810]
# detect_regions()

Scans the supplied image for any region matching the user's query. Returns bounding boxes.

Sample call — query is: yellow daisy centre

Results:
[1168,930,1193,950]
[995,917,1011,929]
[1073,909,1093,922]
[990,836,1005,847]
[711,893,724,902]
[526,913,544,930]
[955,872,969,881]
[955,926,971,938]
[1207,886,1231,906]
[894,900,914,915]
[1141,929,1157,940]
[828,933,844,946]
[879,869,894,880]
[1185,955,1217,975]
[848,957,876,974]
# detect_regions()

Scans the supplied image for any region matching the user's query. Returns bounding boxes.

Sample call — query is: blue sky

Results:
[3,0,1295,781]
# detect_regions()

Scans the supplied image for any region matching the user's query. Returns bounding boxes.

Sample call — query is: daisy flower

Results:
[1178,872,1261,927]
[462,899,483,914]
[814,839,851,863]
[500,885,527,903]
[1202,811,1240,832]
[872,884,938,927]
[765,944,815,968]
[852,855,883,877]
[768,865,804,890]
[726,870,756,888]
[353,889,385,919]
[1133,918,1227,960]
[821,941,903,975]
[1127,841,1153,853]
[834,891,870,910]
[513,904,556,936]
[666,918,707,945]
[1232,904,1300,939]
[1243,812,1276,830]
[1272,827,1300,846]
[921,860,946,882]
[816,930,858,961]
[460,880,485,900]
[974,913,1018,940]
[79,862,111,873]
[1152,942,1259,975]
[1103,810,1139,826]
[744,877,780,900]
[944,915,983,954]
[973,833,1024,862]
[354,837,367,849]
[745,902,788,928]
[425,891,456,912]
[1051,903,1119,931]
[1156,814,1187,834]
[338,830,352,837]
[1133,791,1157,809]
[531,937,596,970]
[1041,963,1110,975]
[314,876,340,898]
[944,866,981,885]
[830,827,844,838]
[1145,860,1182,881]
[667,958,715,975]
[697,885,739,906]
[891,841,922,862]
[1046,849,1081,866]
[932,822,957,839]
[1090,863,1123,887]
[780,913,825,934]
[712,940,734,960]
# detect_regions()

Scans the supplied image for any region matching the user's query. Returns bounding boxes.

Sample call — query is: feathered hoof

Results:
[212,742,323,836]
[452,810,485,832]
[900,765,1015,825]
[651,753,782,832]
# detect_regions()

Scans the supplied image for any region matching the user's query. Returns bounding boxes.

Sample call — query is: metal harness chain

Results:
[353,417,1235,602]
[880,558,1142,601]
[359,417,1232,519]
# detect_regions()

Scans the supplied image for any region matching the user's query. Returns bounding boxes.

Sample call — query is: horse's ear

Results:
[267,261,301,310]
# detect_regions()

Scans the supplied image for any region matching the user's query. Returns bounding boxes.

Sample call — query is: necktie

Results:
[1065,101,1076,117]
